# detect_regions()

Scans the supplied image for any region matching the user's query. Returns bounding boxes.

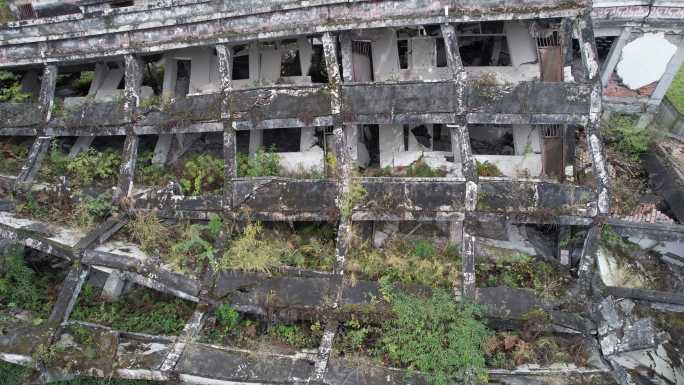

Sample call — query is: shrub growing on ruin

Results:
[179,154,224,195]
[127,211,172,255]
[476,160,503,177]
[73,194,114,230]
[170,214,223,275]
[379,282,490,385]
[0,71,32,102]
[0,246,42,313]
[603,114,653,160]
[219,222,282,274]
[237,147,281,177]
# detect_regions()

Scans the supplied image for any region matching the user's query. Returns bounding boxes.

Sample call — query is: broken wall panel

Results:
[231,86,332,130]
[342,81,461,124]
[0,102,43,129]
[232,179,338,219]
[467,82,592,116]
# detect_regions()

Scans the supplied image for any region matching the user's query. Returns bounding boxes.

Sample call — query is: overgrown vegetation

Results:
[484,308,587,369]
[600,114,659,216]
[362,157,447,178]
[339,180,366,220]
[0,138,30,175]
[219,221,336,273]
[666,64,684,114]
[475,252,570,298]
[134,151,174,187]
[41,146,122,187]
[125,211,174,256]
[237,147,281,177]
[476,160,504,177]
[346,237,460,289]
[179,153,224,195]
[0,71,32,102]
[70,283,194,335]
[0,0,14,26]
[17,190,114,231]
[201,304,322,352]
[169,214,224,276]
[380,283,490,385]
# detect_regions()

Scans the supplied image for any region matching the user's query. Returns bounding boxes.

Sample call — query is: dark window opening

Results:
[232,55,250,80]
[397,40,409,69]
[280,41,302,77]
[111,1,135,8]
[263,127,301,152]
[55,67,96,98]
[142,59,164,95]
[458,36,511,66]
[361,124,380,168]
[457,21,504,35]
[469,125,515,155]
[595,36,617,66]
[308,44,329,83]
[432,124,451,152]
[409,125,432,148]
[176,60,191,97]
[236,131,250,155]
[435,38,447,68]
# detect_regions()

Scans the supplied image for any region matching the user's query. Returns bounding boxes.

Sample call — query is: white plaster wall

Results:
[379,124,405,167]
[371,30,400,82]
[279,146,325,174]
[505,21,538,67]
[474,154,542,177]
[466,64,540,83]
[513,124,541,155]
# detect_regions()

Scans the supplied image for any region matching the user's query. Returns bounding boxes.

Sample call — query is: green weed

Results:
[477,160,503,177]
[70,283,194,335]
[340,180,366,220]
[237,147,281,177]
[602,114,652,160]
[170,214,223,275]
[0,71,32,102]
[380,283,490,385]
[179,154,224,195]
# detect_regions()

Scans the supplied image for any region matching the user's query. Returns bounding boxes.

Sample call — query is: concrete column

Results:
[339,32,353,82]
[16,65,55,188]
[461,229,476,300]
[441,23,467,116]
[298,37,313,77]
[123,54,144,120]
[48,265,90,324]
[69,136,95,158]
[114,55,144,202]
[322,32,342,116]
[38,64,58,124]
[216,44,236,208]
[345,124,358,165]
[102,270,127,301]
[449,121,477,183]
[576,14,611,215]
[162,56,178,98]
[561,18,575,82]
[649,40,684,109]
[248,129,263,158]
[15,136,51,187]
[600,27,631,88]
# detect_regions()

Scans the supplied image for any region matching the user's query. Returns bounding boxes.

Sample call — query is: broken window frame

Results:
[456,21,512,67]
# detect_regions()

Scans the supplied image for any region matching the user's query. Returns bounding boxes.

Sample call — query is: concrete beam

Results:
[576,13,611,215]
[14,136,51,189]
[38,65,58,125]
[600,27,631,88]
[449,121,478,183]
[113,133,139,202]
[48,265,90,324]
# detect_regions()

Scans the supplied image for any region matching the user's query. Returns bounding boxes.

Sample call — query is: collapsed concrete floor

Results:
[1,1,684,384]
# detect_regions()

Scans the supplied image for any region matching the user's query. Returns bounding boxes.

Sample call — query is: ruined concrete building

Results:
[0,1,683,384]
